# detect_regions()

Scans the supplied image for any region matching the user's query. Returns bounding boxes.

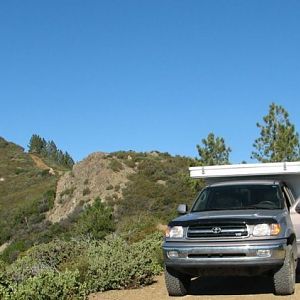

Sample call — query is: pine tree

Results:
[63,152,75,168]
[251,103,300,162]
[28,134,74,168]
[196,133,231,165]
[28,134,46,154]
[46,140,58,159]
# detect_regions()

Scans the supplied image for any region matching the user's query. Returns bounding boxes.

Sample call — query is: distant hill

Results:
[0,137,59,260]
[0,137,202,261]
[47,150,202,235]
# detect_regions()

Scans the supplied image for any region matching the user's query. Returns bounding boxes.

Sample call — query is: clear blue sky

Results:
[1,1,300,163]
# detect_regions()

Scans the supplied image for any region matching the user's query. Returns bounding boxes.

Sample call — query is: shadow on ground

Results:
[188,267,300,296]
[189,276,273,295]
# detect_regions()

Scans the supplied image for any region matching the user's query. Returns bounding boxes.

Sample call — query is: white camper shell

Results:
[189,161,300,201]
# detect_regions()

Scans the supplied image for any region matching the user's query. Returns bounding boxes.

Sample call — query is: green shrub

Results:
[117,214,160,243]
[1,233,163,298]
[4,239,83,284]
[38,189,56,213]
[109,159,124,172]
[0,259,6,272]
[123,159,136,168]
[0,285,10,300]
[82,187,91,196]
[74,198,114,239]
[0,240,28,263]
[118,153,201,224]
[114,184,121,192]
[106,184,114,190]
[6,270,85,300]
[60,187,75,197]
[70,233,163,293]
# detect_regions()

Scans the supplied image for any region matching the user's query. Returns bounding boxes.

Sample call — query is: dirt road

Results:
[90,273,300,300]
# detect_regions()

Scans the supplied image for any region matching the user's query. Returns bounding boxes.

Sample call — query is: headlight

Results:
[165,226,184,238]
[253,223,281,236]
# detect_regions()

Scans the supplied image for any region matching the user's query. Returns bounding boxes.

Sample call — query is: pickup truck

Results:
[163,163,300,296]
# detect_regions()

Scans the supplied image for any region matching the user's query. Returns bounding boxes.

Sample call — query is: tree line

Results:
[28,134,74,168]
[197,103,300,165]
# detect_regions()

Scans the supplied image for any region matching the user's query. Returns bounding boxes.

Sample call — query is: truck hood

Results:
[169,209,285,226]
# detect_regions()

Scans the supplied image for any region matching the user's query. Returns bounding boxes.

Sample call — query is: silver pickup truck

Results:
[163,179,300,296]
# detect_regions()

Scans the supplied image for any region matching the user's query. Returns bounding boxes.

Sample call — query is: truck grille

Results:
[187,223,248,239]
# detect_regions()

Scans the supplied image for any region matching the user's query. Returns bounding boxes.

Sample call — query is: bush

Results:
[117,214,161,243]
[69,232,163,293]
[118,154,201,223]
[109,159,124,172]
[106,184,114,190]
[82,187,91,196]
[0,233,163,298]
[4,239,80,283]
[0,240,28,264]
[2,270,85,300]
[74,198,114,239]
[60,187,75,197]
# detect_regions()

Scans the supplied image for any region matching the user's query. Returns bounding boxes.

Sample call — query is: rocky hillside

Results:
[47,150,201,228]
[47,152,135,223]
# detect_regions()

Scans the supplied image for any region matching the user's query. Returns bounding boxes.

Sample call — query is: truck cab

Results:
[163,162,300,296]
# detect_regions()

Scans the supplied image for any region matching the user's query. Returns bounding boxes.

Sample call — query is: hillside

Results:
[47,152,135,223]
[0,137,58,260]
[0,137,202,262]
[47,150,201,233]
[0,137,204,298]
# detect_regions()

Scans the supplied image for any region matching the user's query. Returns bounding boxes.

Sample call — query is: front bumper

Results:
[163,239,287,268]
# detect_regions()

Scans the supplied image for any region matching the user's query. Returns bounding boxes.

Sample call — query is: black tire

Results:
[164,266,191,296]
[273,245,296,295]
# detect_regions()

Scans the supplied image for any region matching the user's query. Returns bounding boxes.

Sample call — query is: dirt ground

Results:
[90,273,300,300]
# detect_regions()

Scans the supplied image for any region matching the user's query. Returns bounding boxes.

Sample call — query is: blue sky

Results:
[1,1,300,163]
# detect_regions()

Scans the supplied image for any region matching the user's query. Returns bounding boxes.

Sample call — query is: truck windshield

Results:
[191,184,284,212]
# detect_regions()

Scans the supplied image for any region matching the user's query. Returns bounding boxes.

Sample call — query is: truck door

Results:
[286,186,300,258]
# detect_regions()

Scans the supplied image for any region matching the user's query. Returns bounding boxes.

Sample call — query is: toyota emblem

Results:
[212,227,222,234]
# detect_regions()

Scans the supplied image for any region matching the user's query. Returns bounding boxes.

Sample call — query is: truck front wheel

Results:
[164,266,191,296]
[273,245,296,295]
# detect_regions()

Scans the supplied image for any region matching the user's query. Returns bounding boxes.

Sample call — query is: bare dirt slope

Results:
[47,152,135,223]
[29,154,50,170]
[90,274,300,300]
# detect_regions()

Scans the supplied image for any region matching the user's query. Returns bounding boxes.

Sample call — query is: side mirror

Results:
[296,203,300,214]
[177,204,188,215]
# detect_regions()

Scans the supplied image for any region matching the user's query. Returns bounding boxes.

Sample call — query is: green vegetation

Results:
[197,132,231,165]
[82,187,91,196]
[0,138,57,253]
[108,159,124,172]
[251,103,300,162]
[0,138,196,297]
[0,233,162,299]
[113,151,201,240]
[28,134,74,169]
[60,187,75,197]
[74,198,115,239]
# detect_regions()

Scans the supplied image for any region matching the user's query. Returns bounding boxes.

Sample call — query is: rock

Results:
[46,152,135,223]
